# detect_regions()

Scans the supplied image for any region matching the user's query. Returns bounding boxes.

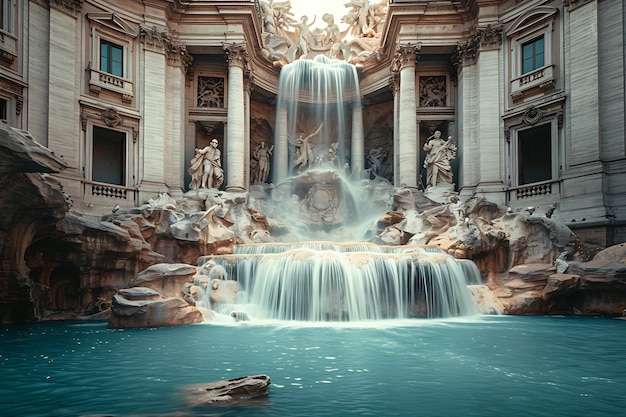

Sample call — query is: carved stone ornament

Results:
[140,25,171,52]
[477,25,503,50]
[453,25,502,67]
[223,43,249,70]
[522,106,543,125]
[101,107,122,127]
[453,38,479,68]
[49,0,82,16]
[563,0,594,12]
[419,76,447,107]
[197,76,225,108]
[167,42,193,76]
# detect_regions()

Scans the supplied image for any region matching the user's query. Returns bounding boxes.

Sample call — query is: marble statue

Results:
[252,142,274,183]
[189,138,224,190]
[292,123,323,173]
[293,15,317,58]
[422,131,456,188]
[342,0,387,38]
[322,13,343,59]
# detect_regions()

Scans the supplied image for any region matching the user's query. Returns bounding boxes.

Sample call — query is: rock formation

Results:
[0,123,165,324]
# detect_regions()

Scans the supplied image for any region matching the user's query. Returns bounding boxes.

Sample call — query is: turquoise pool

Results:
[1,316,624,416]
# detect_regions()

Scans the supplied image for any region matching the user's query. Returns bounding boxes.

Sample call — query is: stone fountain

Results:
[1,55,625,327]
[106,56,622,326]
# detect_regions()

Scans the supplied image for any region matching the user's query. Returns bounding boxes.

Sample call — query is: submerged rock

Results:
[183,374,271,406]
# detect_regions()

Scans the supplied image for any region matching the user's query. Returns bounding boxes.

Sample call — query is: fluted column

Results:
[275,107,289,182]
[224,43,248,192]
[476,27,503,196]
[395,44,419,188]
[351,102,364,174]
[390,66,400,183]
[47,1,81,175]
[138,25,168,197]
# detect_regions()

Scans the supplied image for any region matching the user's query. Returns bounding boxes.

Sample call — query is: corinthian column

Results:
[395,44,419,188]
[224,43,248,192]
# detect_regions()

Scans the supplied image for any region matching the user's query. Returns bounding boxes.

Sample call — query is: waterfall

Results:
[198,244,480,322]
[274,55,362,182]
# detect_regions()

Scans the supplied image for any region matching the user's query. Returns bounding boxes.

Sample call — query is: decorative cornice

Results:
[223,42,250,70]
[140,25,171,53]
[563,0,595,12]
[49,0,82,17]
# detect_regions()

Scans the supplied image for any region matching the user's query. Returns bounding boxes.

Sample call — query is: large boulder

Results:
[109,263,205,328]
[109,291,203,328]
[488,244,626,316]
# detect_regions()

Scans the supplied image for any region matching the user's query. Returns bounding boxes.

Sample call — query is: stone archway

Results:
[48,266,80,311]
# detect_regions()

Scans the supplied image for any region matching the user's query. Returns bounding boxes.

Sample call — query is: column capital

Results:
[564,0,595,12]
[223,42,250,70]
[140,25,170,53]
[476,24,503,51]
[452,24,502,68]
[166,42,193,80]
[48,0,82,17]
[394,43,421,70]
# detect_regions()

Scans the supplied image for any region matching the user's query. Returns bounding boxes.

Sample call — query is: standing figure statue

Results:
[252,141,274,183]
[293,15,317,58]
[292,123,323,174]
[422,131,456,188]
[189,138,224,190]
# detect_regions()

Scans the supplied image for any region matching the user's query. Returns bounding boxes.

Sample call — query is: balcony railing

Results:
[89,69,134,103]
[510,64,555,101]
[83,180,136,202]
[508,179,560,202]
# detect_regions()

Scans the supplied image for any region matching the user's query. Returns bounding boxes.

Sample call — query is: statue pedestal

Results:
[423,183,457,204]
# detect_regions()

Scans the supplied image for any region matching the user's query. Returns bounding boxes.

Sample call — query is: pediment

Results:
[507,7,558,37]
[87,13,138,38]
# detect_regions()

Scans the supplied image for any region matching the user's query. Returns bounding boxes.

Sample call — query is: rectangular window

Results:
[518,124,551,185]
[522,36,544,74]
[100,40,123,77]
[0,0,11,32]
[92,126,126,186]
[0,98,7,122]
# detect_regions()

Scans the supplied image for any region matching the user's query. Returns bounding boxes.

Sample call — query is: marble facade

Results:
[0,0,624,246]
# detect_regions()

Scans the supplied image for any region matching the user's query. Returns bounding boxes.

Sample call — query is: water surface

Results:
[1,316,624,416]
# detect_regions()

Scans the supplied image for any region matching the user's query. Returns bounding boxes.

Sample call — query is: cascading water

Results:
[274,55,362,180]
[196,56,483,323]
[197,243,481,322]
